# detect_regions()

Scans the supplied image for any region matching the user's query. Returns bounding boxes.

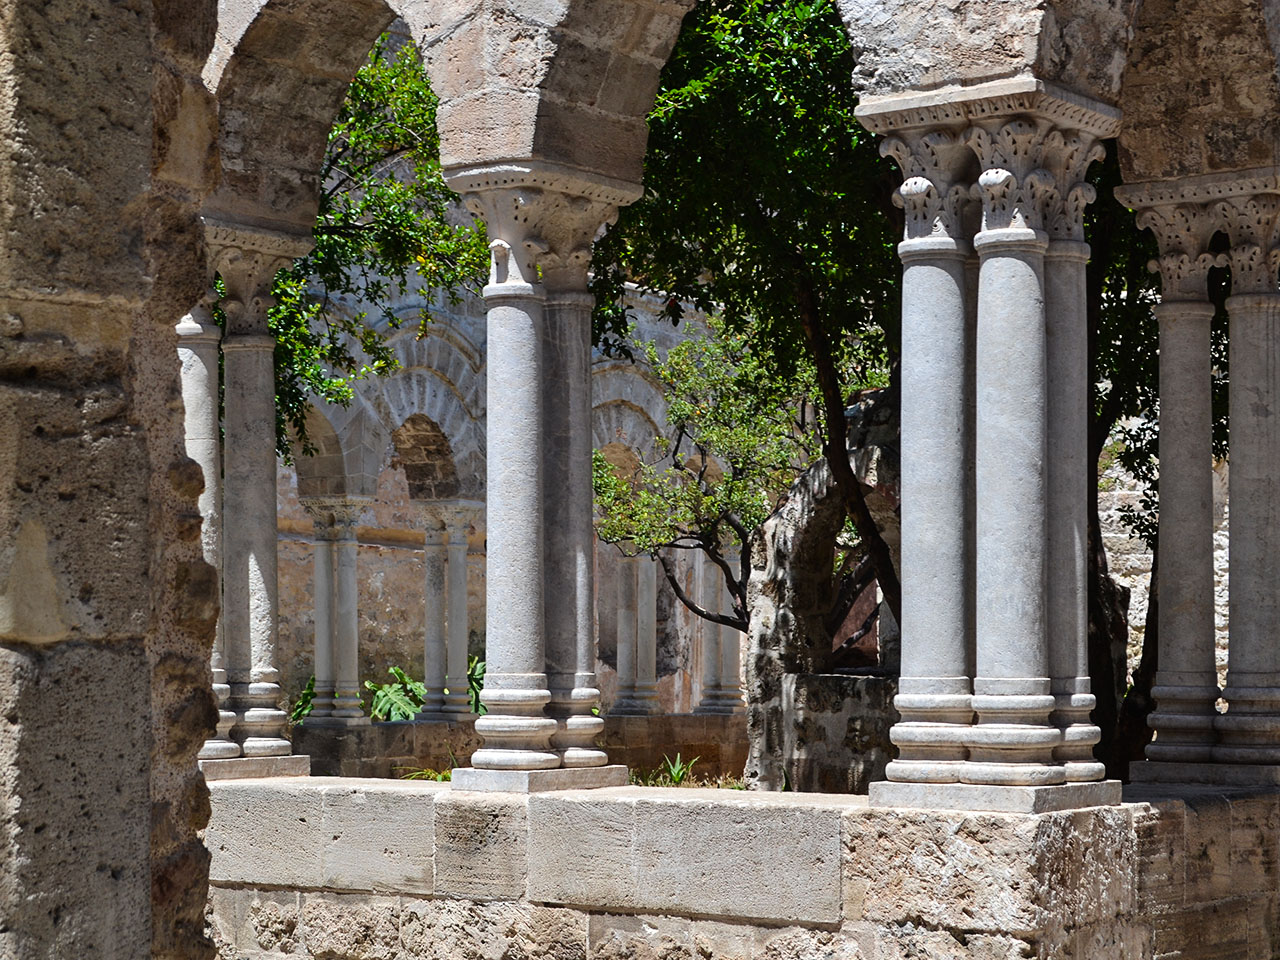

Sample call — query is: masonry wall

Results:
[205,778,1276,959]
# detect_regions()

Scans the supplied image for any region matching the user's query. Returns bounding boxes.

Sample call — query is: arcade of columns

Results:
[181,170,743,774]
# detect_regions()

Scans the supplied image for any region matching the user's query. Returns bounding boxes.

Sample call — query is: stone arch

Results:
[204,0,697,233]
[366,325,486,499]
[391,413,461,501]
[294,400,389,499]
[591,362,667,457]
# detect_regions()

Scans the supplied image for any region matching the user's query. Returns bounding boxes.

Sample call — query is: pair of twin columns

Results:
[1120,171,1280,778]
[867,84,1119,806]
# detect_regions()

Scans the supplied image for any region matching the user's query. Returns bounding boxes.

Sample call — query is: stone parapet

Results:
[207,778,1270,959]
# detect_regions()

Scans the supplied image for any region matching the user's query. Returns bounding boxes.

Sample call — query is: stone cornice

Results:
[201,217,314,263]
[441,160,642,209]
[856,76,1120,139]
[1115,168,1280,209]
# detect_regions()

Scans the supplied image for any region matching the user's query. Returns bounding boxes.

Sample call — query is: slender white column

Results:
[879,130,975,782]
[209,221,308,758]
[613,557,640,713]
[455,190,558,770]
[715,557,745,714]
[964,120,1062,785]
[330,500,367,720]
[1219,291,1280,761]
[694,556,725,715]
[442,506,474,715]
[632,558,662,712]
[418,509,447,716]
[181,304,240,760]
[1151,299,1219,759]
[1042,133,1105,782]
[300,501,337,718]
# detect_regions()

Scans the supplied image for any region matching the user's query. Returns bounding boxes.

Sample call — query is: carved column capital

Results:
[300,496,371,538]
[1215,194,1280,295]
[1040,129,1104,242]
[880,129,972,244]
[1133,203,1222,300]
[202,217,312,333]
[964,117,1057,234]
[447,162,641,294]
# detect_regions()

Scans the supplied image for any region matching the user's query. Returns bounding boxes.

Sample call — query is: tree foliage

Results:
[591,0,902,626]
[258,34,488,458]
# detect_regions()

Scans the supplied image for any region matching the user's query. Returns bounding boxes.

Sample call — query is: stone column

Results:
[1043,133,1105,782]
[876,129,976,784]
[613,557,641,713]
[300,500,337,719]
[1123,199,1222,767]
[1217,194,1280,765]
[418,507,447,716]
[962,118,1063,786]
[208,220,309,758]
[446,164,635,787]
[330,499,369,721]
[633,558,663,711]
[715,556,745,714]
[180,301,240,760]
[695,555,726,715]
[442,504,476,715]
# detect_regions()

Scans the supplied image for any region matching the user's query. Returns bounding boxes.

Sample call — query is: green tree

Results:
[230,34,489,458]
[591,0,903,627]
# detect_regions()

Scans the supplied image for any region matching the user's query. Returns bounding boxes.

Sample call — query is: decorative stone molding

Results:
[447,162,641,292]
[856,76,1121,140]
[1215,195,1280,294]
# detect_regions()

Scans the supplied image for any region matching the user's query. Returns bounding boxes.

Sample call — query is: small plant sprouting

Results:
[365,666,428,721]
[661,752,700,785]
[289,675,316,726]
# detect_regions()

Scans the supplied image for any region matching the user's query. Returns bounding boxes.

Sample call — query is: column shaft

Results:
[443,514,472,714]
[633,558,662,711]
[331,511,364,719]
[1149,301,1219,760]
[614,557,640,712]
[420,522,447,715]
[223,333,290,757]
[967,226,1063,785]
[889,238,974,782]
[1044,241,1104,780]
[694,557,724,715]
[310,519,336,717]
[1218,293,1280,761]
[180,309,240,760]
[470,278,558,769]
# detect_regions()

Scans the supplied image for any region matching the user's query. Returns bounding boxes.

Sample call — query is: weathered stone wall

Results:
[780,674,898,794]
[205,778,1268,959]
[294,714,748,780]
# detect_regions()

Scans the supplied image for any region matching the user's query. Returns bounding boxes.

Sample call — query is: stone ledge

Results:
[450,764,629,793]
[868,779,1122,813]
[1130,760,1280,787]
[200,755,311,781]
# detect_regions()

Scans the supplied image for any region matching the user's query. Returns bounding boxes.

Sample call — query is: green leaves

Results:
[264,34,488,458]
[364,665,430,722]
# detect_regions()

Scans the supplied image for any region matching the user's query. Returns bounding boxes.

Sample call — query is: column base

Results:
[694,690,745,715]
[869,778,1121,814]
[200,755,311,781]
[450,764,628,793]
[1129,760,1280,786]
[198,738,242,760]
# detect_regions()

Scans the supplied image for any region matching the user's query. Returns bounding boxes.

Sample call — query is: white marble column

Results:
[300,500,337,719]
[210,221,309,758]
[442,505,475,715]
[446,164,635,787]
[715,557,745,714]
[1044,133,1105,782]
[181,302,240,760]
[878,129,976,783]
[1121,199,1222,766]
[694,555,726,715]
[1218,193,1280,763]
[633,558,663,712]
[330,500,367,721]
[613,557,640,713]
[418,508,447,716]
[964,119,1062,786]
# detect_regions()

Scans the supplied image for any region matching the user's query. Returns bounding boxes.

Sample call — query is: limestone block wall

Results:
[205,778,1270,959]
